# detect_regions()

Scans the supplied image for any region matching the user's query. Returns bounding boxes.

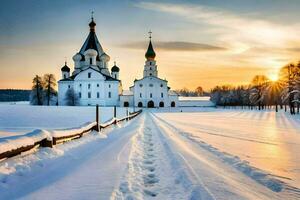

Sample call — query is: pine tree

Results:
[43,74,57,105]
[30,75,44,105]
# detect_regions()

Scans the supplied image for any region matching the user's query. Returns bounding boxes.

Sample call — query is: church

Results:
[58,17,179,107]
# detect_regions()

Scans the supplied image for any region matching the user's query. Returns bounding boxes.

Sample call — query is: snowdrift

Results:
[0,110,142,161]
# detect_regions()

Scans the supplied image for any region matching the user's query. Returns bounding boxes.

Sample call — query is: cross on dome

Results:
[148,30,152,39]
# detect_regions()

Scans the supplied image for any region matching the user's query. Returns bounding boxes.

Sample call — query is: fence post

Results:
[126,108,129,121]
[95,104,100,132]
[114,106,117,124]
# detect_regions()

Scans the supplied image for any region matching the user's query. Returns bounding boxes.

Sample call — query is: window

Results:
[161,93,163,98]
[150,93,153,98]
[109,84,111,88]
[79,84,82,87]
[64,74,66,79]
[149,84,153,87]
[88,72,91,78]
[160,84,163,87]
[140,93,142,98]
[139,84,143,87]
[79,92,81,98]
[149,73,152,76]
[108,92,111,98]
[97,92,100,98]
[88,84,91,89]
[149,62,152,65]
[68,85,70,88]
[150,67,152,70]
[90,58,92,65]
[88,92,91,98]
[97,84,99,87]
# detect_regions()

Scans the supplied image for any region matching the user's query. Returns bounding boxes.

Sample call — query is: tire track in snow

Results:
[153,113,300,199]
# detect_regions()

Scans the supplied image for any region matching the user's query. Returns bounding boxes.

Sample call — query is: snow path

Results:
[111,112,213,199]
[0,116,142,200]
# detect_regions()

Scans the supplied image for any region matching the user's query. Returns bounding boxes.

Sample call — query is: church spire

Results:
[145,30,156,60]
[89,11,96,32]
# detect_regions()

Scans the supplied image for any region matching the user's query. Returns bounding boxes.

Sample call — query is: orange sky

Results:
[1,1,300,91]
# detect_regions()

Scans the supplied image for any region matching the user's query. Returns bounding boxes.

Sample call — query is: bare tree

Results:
[195,86,204,96]
[43,74,57,105]
[30,75,44,105]
[65,88,79,106]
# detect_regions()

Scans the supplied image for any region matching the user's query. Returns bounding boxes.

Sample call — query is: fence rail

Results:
[0,106,142,161]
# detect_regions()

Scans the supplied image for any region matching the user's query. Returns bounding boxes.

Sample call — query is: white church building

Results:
[58,17,214,108]
[119,35,179,108]
[58,17,121,106]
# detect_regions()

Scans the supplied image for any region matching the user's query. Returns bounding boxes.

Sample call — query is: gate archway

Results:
[147,101,154,108]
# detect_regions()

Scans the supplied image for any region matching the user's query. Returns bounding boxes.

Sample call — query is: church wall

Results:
[58,81,74,106]
[133,77,170,107]
[120,95,134,107]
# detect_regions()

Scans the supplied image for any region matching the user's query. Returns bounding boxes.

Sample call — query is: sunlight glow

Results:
[269,73,279,82]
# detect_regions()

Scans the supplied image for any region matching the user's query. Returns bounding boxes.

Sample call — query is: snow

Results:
[153,108,300,191]
[0,104,133,137]
[0,129,51,155]
[0,107,300,199]
[179,96,211,101]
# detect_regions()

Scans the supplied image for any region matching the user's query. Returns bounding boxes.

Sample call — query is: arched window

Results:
[159,102,164,107]
[64,74,66,79]
[161,93,163,98]
[97,92,100,98]
[108,92,111,98]
[138,102,143,107]
[140,93,142,98]
[90,58,92,65]
[150,93,153,98]
[171,101,176,107]
[124,102,129,107]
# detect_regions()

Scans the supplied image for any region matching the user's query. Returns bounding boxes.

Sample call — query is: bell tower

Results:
[143,31,158,78]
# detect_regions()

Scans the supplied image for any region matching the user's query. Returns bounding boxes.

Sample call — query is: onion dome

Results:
[100,52,110,62]
[72,53,82,61]
[89,18,96,32]
[145,40,156,60]
[61,62,70,72]
[84,49,98,57]
[111,62,120,72]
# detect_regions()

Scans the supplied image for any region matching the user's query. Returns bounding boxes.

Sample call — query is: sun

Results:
[269,73,279,82]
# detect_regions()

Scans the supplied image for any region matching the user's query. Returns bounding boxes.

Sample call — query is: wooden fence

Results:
[0,106,142,161]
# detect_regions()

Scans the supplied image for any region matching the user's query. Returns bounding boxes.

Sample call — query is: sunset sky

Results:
[1,0,300,91]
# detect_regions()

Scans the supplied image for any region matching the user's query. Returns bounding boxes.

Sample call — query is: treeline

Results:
[30,74,57,105]
[175,86,209,96]
[0,89,31,102]
[210,61,300,115]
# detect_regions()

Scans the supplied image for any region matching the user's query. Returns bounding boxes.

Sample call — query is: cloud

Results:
[119,41,226,51]
[136,1,300,49]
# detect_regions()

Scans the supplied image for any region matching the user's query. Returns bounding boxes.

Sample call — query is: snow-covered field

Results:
[0,105,300,199]
[154,108,300,190]
[0,104,133,137]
